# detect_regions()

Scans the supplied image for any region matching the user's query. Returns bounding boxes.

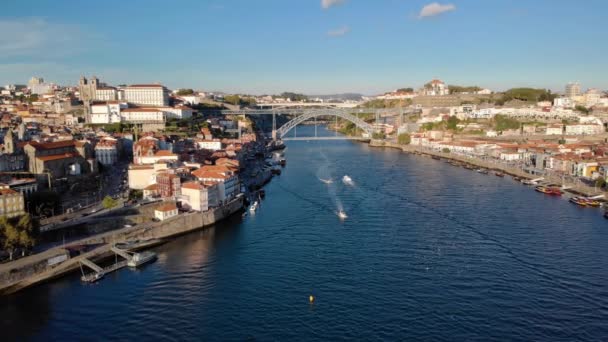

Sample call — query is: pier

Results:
[78,247,133,282]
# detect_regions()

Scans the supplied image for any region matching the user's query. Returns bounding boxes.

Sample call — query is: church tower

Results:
[4,128,15,154]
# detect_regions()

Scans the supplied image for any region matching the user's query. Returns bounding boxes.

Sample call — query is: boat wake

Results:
[342,175,354,186]
[319,178,333,184]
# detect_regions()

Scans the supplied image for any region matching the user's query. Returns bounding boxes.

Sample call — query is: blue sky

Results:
[0,0,606,95]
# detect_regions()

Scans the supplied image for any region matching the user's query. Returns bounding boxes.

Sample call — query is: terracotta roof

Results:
[27,140,75,150]
[154,150,177,157]
[156,203,178,212]
[0,188,19,196]
[181,182,205,190]
[144,184,158,190]
[36,152,79,162]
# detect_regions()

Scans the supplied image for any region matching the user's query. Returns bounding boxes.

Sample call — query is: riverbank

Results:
[368,140,606,198]
[0,196,244,295]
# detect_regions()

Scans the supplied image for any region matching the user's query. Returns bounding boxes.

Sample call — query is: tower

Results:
[4,128,15,154]
[17,122,25,141]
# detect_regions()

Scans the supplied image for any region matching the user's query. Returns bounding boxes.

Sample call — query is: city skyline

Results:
[0,0,607,94]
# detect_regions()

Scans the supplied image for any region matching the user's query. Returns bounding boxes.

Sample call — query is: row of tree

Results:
[1,215,38,261]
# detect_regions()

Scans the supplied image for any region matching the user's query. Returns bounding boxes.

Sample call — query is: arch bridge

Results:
[221,107,419,140]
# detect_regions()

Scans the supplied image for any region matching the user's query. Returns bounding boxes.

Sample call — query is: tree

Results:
[397,133,411,145]
[372,132,386,140]
[102,196,118,209]
[224,95,241,106]
[595,178,606,189]
[575,105,590,114]
[442,148,451,153]
[1,215,37,260]
[396,87,413,93]
[176,88,194,96]
[446,116,461,130]
[128,190,143,201]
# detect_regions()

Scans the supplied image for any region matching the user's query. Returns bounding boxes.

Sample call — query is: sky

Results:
[0,0,606,95]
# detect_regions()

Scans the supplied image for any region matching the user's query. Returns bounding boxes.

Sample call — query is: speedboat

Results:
[319,178,333,184]
[342,175,354,185]
[128,251,157,268]
[249,201,259,212]
[337,210,348,219]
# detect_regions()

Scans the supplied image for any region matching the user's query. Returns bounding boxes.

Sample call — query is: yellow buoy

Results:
[309,295,315,303]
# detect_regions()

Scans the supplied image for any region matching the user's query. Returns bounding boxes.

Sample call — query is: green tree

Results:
[176,88,194,96]
[595,178,606,189]
[449,85,482,94]
[442,148,451,153]
[102,196,118,209]
[3,221,20,260]
[397,133,411,145]
[446,116,461,130]
[372,132,386,140]
[1,215,37,260]
[224,95,241,106]
[396,87,413,92]
[129,190,143,201]
[575,105,590,114]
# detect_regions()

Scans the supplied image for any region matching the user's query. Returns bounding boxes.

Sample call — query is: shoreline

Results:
[368,140,606,198]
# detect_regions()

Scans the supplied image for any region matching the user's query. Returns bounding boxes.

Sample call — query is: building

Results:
[565,82,581,98]
[156,173,181,199]
[23,140,92,179]
[95,87,118,101]
[545,124,564,135]
[422,79,449,96]
[95,137,119,166]
[154,203,178,221]
[191,168,239,203]
[143,183,159,200]
[90,102,125,124]
[120,108,165,123]
[181,181,220,211]
[0,183,25,218]
[78,76,100,102]
[196,139,222,151]
[123,84,170,106]
[564,124,604,135]
[0,129,26,172]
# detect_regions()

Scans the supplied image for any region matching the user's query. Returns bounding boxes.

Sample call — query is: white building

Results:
[163,106,193,119]
[90,102,126,124]
[565,82,581,98]
[565,124,604,135]
[553,97,574,108]
[120,108,165,123]
[192,169,239,203]
[95,137,119,166]
[95,87,118,101]
[181,181,220,212]
[154,203,178,221]
[196,139,222,151]
[545,124,564,135]
[422,79,449,96]
[123,84,170,106]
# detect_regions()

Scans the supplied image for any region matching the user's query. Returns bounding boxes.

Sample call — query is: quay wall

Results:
[0,197,243,295]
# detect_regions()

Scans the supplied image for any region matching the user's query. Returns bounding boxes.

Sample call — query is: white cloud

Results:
[418,2,456,19]
[0,18,94,57]
[321,0,346,9]
[327,26,350,37]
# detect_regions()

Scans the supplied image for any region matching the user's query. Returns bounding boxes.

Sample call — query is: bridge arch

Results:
[276,109,374,139]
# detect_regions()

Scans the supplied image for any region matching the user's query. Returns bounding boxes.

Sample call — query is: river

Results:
[2,126,608,341]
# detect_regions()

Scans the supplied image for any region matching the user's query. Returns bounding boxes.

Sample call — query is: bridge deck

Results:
[282,137,369,141]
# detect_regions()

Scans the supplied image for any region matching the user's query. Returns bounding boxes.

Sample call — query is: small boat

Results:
[431,156,441,160]
[585,199,601,207]
[342,175,354,185]
[535,186,562,196]
[81,271,105,283]
[259,189,266,199]
[279,159,286,167]
[319,178,333,184]
[513,177,522,182]
[570,197,588,207]
[249,201,259,212]
[494,172,505,177]
[128,251,157,268]
[476,169,489,174]
[337,210,348,219]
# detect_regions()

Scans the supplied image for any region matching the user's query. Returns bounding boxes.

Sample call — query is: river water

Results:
[2,126,608,341]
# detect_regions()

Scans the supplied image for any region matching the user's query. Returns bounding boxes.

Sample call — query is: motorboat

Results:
[337,210,348,219]
[128,251,157,268]
[569,197,588,207]
[476,169,489,174]
[249,201,259,212]
[342,175,354,185]
[319,178,333,184]
[494,172,505,177]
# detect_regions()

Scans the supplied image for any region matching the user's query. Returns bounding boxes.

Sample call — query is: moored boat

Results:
[128,251,157,268]
[476,169,489,174]
[570,197,588,207]
[249,201,259,212]
[535,186,562,196]
[494,172,505,177]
